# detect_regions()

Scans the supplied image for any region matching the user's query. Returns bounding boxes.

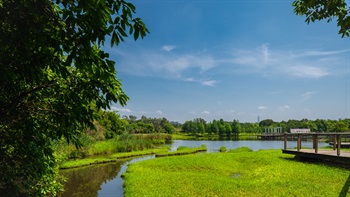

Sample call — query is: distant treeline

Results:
[181,118,350,135]
[94,111,350,139]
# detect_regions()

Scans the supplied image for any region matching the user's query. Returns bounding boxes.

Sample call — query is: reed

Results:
[54,133,172,160]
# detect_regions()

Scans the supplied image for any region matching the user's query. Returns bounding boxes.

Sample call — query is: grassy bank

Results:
[123,148,350,197]
[155,145,207,157]
[54,133,171,159]
[60,146,170,169]
[55,133,172,168]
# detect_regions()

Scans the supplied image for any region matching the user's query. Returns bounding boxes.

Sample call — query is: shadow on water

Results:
[339,174,350,197]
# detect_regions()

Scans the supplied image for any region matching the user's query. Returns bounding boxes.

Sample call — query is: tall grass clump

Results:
[53,133,172,160]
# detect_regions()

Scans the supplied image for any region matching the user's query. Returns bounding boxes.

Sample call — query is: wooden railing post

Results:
[333,135,336,150]
[284,133,287,150]
[297,134,301,151]
[313,134,318,154]
[337,134,341,156]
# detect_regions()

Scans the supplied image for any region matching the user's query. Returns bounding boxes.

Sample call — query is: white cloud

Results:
[184,77,218,86]
[285,65,328,78]
[301,91,316,102]
[156,110,164,115]
[227,44,347,79]
[114,44,348,86]
[231,43,273,69]
[115,48,218,86]
[302,49,349,56]
[279,105,290,110]
[201,111,210,115]
[110,107,132,113]
[162,45,176,52]
[258,106,267,110]
[201,79,218,86]
[185,77,195,82]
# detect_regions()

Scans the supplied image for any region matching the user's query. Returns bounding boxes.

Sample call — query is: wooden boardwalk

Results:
[283,149,350,162]
[282,132,350,163]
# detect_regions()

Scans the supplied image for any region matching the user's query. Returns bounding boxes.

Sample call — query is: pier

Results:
[258,127,284,140]
[282,132,350,162]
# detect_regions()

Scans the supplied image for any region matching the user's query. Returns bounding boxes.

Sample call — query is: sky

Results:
[106,0,350,123]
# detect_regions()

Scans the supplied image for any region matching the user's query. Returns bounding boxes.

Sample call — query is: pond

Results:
[60,140,329,197]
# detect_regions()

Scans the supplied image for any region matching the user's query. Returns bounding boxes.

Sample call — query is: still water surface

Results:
[60,140,329,197]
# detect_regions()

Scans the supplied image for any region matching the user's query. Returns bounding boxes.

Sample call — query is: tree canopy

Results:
[0,0,148,195]
[292,0,350,37]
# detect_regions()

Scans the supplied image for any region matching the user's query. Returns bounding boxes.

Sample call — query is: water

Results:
[97,156,154,197]
[170,140,329,152]
[61,140,329,196]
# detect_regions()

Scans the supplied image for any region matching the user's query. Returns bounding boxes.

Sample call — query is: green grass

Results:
[155,145,207,157]
[123,149,350,197]
[227,146,253,153]
[60,146,170,169]
[171,133,196,140]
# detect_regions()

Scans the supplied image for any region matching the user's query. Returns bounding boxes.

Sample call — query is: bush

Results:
[219,146,227,152]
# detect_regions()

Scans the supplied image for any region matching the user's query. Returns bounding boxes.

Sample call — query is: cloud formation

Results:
[301,91,317,102]
[162,45,176,52]
[114,44,348,86]
[258,106,267,110]
[201,111,210,115]
[279,105,290,110]
[110,107,132,113]
[156,110,164,115]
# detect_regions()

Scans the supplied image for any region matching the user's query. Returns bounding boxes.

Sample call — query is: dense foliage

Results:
[292,0,350,37]
[123,115,177,134]
[0,0,148,195]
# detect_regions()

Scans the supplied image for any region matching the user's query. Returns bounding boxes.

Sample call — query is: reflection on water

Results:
[60,160,127,197]
[98,155,154,197]
[60,156,155,197]
[170,140,329,152]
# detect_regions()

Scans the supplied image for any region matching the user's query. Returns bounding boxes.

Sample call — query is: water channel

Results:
[60,140,329,197]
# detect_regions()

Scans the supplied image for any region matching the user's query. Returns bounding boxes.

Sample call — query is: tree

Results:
[259,119,274,127]
[231,120,241,134]
[99,111,128,138]
[0,0,148,195]
[293,0,350,37]
[210,120,219,134]
[329,120,349,132]
[163,122,175,134]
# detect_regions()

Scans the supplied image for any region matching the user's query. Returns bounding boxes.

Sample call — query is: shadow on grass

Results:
[280,156,350,196]
[339,174,350,197]
[280,156,350,170]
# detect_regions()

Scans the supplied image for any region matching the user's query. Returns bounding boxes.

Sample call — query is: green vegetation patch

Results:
[227,146,253,153]
[60,146,170,169]
[123,149,350,197]
[155,145,207,157]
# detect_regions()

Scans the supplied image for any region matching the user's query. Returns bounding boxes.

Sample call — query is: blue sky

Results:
[107,0,350,123]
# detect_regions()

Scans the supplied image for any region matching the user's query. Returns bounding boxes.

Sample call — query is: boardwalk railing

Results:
[283,132,350,156]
